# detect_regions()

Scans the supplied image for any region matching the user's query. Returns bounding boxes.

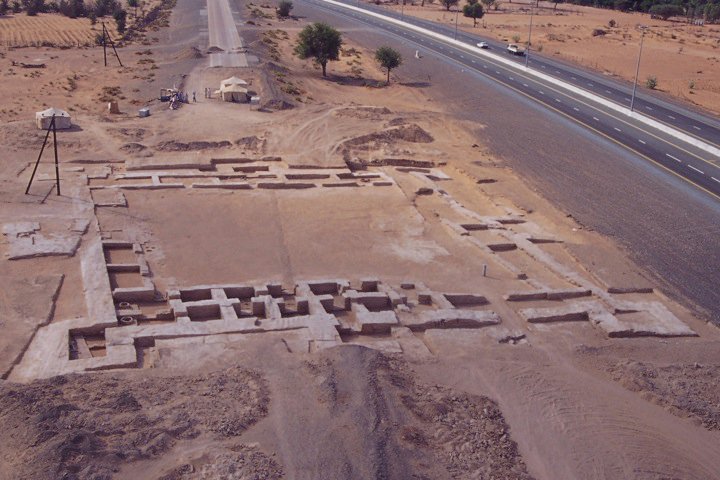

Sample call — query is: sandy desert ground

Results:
[0,1,719,479]
[385,0,720,115]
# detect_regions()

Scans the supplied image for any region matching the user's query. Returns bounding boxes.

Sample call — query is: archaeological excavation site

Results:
[1,0,719,478]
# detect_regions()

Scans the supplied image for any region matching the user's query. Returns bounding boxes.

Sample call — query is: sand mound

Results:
[607,361,720,431]
[337,123,434,161]
[0,367,269,479]
[332,106,392,120]
[295,346,533,479]
[120,142,148,153]
[155,140,233,152]
[261,99,295,111]
[235,135,266,151]
[159,445,283,479]
[174,46,203,61]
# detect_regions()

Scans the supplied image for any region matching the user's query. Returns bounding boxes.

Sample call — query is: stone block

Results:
[443,293,488,307]
[360,278,379,292]
[112,287,156,302]
[402,309,500,331]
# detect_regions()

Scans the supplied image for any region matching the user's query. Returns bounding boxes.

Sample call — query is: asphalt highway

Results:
[300,0,720,199]
[291,0,720,321]
[207,0,248,67]
[331,0,720,150]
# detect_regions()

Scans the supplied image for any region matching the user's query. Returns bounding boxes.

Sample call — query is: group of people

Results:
[168,90,198,110]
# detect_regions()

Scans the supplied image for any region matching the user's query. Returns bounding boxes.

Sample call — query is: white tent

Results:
[35,107,72,130]
[218,76,249,103]
[220,76,248,89]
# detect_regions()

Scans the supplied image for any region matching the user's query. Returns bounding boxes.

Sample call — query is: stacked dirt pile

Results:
[174,47,204,61]
[0,367,269,480]
[607,361,720,431]
[155,140,233,152]
[295,346,534,479]
[337,123,434,163]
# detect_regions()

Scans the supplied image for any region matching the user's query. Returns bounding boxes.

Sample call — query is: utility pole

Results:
[25,115,60,196]
[101,21,123,67]
[454,5,459,40]
[525,5,534,68]
[101,21,107,67]
[630,26,647,112]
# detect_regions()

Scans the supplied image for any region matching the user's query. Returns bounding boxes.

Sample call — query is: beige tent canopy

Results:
[218,76,249,103]
[35,107,72,130]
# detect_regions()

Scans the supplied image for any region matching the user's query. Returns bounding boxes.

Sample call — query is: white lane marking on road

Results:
[593,116,600,121]
[645,106,653,110]
[687,165,705,174]
[523,83,528,87]
[668,115,676,120]
[712,177,720,184]
[539,90,544,95]
[639,139,646,144]
[571,76,577,80]
[541,65,546,69]
[666,153,682,163]
[459,54,464,58]
[573,107,579,111]
[693,126,702,130]
[555,70,560,73]
[471,59,476,63]
[614,127,622,132]
[587,82,594,87]
[605,90,611,94]
[509,76,514,80]
[555,98,561,102]
[496,70,501,74]
[483,65,488,68]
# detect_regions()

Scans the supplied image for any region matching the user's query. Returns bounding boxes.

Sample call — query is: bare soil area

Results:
[1,1,719,479]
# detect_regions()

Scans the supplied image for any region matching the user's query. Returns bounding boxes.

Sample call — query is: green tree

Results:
[480,0,496,10]
[0,0,9,14]
[277,0,292,17]
[294,22,342,77]
[648,3,684,19]
[645,75,658,89]
[375,46,402,84]
[463,1,484,26]
[113,6,127,33]
[22,0,45,15]
[127,0,138,19]
[440,0,459,10]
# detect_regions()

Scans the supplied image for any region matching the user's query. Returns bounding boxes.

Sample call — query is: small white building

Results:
[35,107,72,130]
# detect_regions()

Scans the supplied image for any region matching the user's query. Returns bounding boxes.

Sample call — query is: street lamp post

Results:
[525,6,534,68]
[454,5,460,40]
[630,26,647,112]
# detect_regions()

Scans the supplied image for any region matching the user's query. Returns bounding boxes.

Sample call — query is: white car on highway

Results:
[477,41,489,49]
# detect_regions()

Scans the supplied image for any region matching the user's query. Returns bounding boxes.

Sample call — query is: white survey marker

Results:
[320,0,720,159]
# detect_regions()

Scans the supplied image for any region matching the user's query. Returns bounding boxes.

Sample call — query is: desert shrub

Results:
[645,75,658,89]
[58,0,85,17]
[277,0,292,17]
[11,0,21,12]
[93,0,120,17]
[512,34,520,42]
[608,18,616,27]
[21,0,45,15]
[113,7,127,33]
[592,28,607,36]
[648,3,684,20]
